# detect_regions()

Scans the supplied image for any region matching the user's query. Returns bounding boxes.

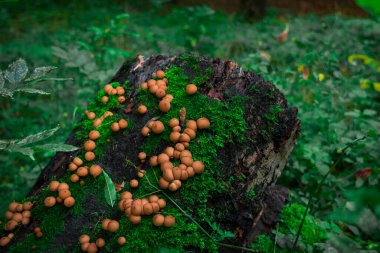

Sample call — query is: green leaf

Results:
[0,71,4,88]
[0,88,14,98]
[33,143,79,152]
[14,88,50,95]
[4,58,28,84]
[103,170,116,207]
[16,126,59,146]
[25,66,58,82]
[12,147,35,160]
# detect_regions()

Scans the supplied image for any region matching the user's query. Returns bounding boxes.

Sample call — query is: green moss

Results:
[280,203,327,245]
[247,189,256,200]
[264,104,283,124]
[76,81,128,158]
[250,203,330,252]
[113,63,247,251]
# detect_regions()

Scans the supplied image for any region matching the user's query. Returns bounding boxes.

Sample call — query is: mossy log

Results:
[1,54,300,252]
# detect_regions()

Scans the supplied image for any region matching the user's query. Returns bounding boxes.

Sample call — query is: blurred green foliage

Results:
[355,0,380,16]
[0,0,379,251]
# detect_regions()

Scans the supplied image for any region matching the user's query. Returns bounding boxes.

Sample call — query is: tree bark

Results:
[1,54,300,252]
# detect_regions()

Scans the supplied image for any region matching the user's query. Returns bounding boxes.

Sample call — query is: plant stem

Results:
[291,136,366,250]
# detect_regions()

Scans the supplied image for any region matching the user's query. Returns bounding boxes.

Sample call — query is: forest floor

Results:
[0,1,379,252]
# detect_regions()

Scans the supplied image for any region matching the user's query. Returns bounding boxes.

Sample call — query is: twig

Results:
[291,136,366,250]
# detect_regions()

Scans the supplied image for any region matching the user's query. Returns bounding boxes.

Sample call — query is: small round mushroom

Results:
[151,121,165,134]
[152,214,165,227]
[156,70,165,79]
[185,84,197,95]
[137,105,147,114]
[196,118,210,129]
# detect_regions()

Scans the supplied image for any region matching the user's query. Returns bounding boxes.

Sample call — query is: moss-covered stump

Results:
[0,54,300,252]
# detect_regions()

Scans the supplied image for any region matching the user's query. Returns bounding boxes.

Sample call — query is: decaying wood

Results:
[2,54,300,252]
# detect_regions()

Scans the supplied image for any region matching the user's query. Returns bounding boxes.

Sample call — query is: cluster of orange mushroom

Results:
[140,70,174,113]
[79,234,106,253]
[102,83,126,105]
[68,157,102,184]
[1,201,33,246]
[117,192,175,227]
[44,181,75,208]
[141,120,165,136]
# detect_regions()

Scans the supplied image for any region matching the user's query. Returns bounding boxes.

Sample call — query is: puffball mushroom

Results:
[64,197,75,207]
[87,112,96,120]
[186,120,197,131]
[79,234,90,244]
[164,215,176,227]
[149,195,159,203]
[117,236,126,245]
[84,140,96,151]
[192,161,205,174]
[8,202,18,212]
[169,118,179,128]
[93,118,102,128]
[130,179,139,188]
[59,189,71,200]
[156,70,165,79]
[101,96,109,103]
[85,151,95,161]
[0,237,11,247]
[49,181,60,191]
[196,118,210,129]
[157,199,166,209]
[73,157,83,166]
[107,220,119,232]
[138,152,147,160]
[121,191,132,199]
[137,105,148,114]
[70,174,80,183]
[152,214,165,227]
[102,219,111,230]
[44,197,56,207]
[151,121,165,134]
[169,132,181,143]
[89,130,100,140]
[111,122,120,132]
[141,126,150,136]
[68,163,77,171]
[129,215,142,224]
[87,243,98,253]
[158,100,171,113]
[118,119,128,129]
[95,238,105,248]
[77,166,88,177]
[147,79,156,87]
[58,182,69,191]
[89,164,102,177]
[156,89,166,98]
[149,85,158,94]
[140,82,148,90]
[185,84,197,95]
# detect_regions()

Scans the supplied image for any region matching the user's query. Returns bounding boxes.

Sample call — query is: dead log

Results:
[0,54,300,252]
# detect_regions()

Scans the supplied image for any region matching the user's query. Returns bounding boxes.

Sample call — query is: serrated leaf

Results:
[16,126,59,146]
[0,88,14,98]
[0,71,4,88]
[34,143,79,152]
[14,88,50,95]
[4,58,28,84]
[25,66,57,82]
[103,170,116,207]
